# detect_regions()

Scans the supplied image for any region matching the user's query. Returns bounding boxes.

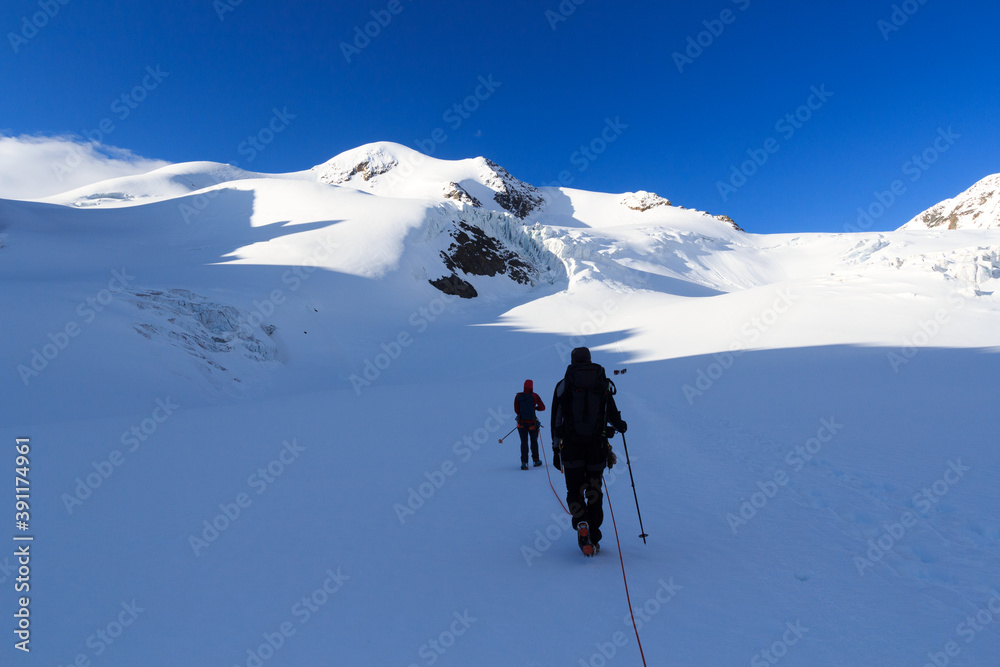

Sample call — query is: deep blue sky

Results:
[3,0,998,233]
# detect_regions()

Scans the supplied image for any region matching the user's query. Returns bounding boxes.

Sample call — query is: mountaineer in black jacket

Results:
[550,347,626,556]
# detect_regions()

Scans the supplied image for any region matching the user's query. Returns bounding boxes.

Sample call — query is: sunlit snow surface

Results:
[2,144,998,665]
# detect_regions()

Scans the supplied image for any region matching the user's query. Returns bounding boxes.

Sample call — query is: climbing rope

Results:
[605,479,648,667]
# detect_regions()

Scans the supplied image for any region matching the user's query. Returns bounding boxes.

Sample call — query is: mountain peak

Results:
[312,142,414,185]
[900,173,1000,230]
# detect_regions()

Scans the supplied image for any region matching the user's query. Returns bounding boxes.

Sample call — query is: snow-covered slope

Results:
[39,161,305,208]
[900,173,1000,230]
[2,144,1000,666]
[313,141,545,219]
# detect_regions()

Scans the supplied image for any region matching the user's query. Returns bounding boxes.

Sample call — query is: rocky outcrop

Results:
[437,220,533,283]
[428,215,546,298]
[429,274,478,298]
[714,214,744,232]
[621,190,672,211]
[314,145,399,185]
[443,182,481,208]
[481,159,543,219]
[901,174,1000,230]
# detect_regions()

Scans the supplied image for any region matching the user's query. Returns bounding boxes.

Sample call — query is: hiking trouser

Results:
[518,425,539,463]
[562,450,606,544]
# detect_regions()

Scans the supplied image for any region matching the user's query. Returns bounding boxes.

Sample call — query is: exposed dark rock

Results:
[901,174,1000,230]
[621,191,672,211]
[483,159,543,219]
[913,208,961,230]
[429,274,478,298]
[439,220,534,285]
[715,214,745,232]
[344,157,397,182]
[315,149,399,185]
[443,182,481,207]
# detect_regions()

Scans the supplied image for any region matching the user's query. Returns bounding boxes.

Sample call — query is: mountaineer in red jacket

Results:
[514,380,546,470]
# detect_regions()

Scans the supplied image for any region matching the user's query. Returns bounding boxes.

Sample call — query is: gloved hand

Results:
[552,449,562,471]
[606,445,617,470]
[616,420,627,434]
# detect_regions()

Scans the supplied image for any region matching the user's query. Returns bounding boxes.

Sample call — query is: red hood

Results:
[523,379,533,393]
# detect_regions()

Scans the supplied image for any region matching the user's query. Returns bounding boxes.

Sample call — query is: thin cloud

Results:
[0,134,170,200]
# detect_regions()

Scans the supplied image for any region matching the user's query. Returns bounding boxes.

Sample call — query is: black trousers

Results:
[562,440,606,544]
[518,425,540,463]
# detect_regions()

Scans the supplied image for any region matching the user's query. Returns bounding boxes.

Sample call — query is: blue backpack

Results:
[516,392,538,429]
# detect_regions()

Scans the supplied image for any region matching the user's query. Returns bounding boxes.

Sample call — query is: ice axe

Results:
[498,426,517,443]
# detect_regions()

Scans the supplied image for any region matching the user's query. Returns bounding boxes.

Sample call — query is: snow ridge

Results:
[901,173,1000,230]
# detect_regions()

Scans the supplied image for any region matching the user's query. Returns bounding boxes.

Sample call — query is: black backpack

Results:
[516,392,538,428]
[561,362,612,444]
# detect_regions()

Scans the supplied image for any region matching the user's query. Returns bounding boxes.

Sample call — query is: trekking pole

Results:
[498,426,517,444]
[619,432,648,543]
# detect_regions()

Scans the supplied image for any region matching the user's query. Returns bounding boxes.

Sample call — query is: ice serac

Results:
[900,173,1000,230]
[424,206,567,299]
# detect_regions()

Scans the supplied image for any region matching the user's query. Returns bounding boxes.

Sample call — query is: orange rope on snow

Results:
[605,478,648,667]
[539,431,570,515]
[540,428,647,665]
